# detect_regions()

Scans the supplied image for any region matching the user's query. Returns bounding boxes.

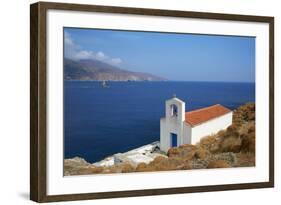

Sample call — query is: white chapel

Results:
[160,96,233,152]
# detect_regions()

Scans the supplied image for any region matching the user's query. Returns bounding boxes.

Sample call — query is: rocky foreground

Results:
[64,103,255,176]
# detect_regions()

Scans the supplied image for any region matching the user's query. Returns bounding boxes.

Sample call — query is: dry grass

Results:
[198,103,255,155]
[234,152,255,167]
[167,147,180,157]
[136,162,150,172]
[207,160,231,168]
[233,102,255,126]
[120,163,135,173]
[149,156,167,165]
[154,157,184,171]
[240,123,255,153]
[199,135,220,153]
[194,147,208,160]
[167,144,197,161]
[219,135,242,153]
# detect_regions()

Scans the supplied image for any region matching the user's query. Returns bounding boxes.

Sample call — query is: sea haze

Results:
[64,81,255,163]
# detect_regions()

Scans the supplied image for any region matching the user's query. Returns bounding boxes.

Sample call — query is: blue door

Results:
[171,133,177,147]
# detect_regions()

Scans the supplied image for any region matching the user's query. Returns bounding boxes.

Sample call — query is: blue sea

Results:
[64,81,255,163]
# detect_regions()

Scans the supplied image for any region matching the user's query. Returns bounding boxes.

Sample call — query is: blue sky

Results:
[64,27,255,82]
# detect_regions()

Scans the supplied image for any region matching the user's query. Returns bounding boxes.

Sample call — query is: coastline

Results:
[64,141,167,176]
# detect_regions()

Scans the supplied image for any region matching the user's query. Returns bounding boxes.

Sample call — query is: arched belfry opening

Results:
[164,96,185,122]
[170,104,178,117]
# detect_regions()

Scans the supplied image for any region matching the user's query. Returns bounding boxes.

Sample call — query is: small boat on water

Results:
[101,80,109,88]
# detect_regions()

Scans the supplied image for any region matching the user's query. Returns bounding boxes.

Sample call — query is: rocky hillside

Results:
[64,103,255,175]
[64,58,166,81]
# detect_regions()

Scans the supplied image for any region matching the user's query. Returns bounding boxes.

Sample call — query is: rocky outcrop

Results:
[64,157,92,176]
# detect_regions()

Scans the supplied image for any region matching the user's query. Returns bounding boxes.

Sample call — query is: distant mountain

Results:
[64,58,166,81]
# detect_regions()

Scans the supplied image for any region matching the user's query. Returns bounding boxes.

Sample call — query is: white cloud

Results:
[64,32,122,66]
[64,32,74,46]
[74,50,94,60]
[96,51,107,61]
[110,58,122,65]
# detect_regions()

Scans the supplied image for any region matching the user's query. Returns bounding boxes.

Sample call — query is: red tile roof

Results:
[185,104,231,126]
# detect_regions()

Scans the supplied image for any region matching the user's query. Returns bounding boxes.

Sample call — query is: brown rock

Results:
[136,163,156,172]
[167,147,180,157]
[149,156,167,166]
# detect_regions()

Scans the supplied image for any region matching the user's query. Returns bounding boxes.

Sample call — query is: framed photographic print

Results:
[30,1,274,202]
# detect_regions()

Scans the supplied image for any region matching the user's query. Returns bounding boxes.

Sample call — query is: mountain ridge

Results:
[64,58,166,81]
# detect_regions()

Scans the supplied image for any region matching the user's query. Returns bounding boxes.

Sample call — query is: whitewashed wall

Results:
[190,112,233,144]
[183,123,192,144]
[160,117,184,152]
[160,98,186,152]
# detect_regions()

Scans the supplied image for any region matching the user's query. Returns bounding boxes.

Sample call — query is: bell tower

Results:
[165,95,185,122]
[160,96,186,152]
